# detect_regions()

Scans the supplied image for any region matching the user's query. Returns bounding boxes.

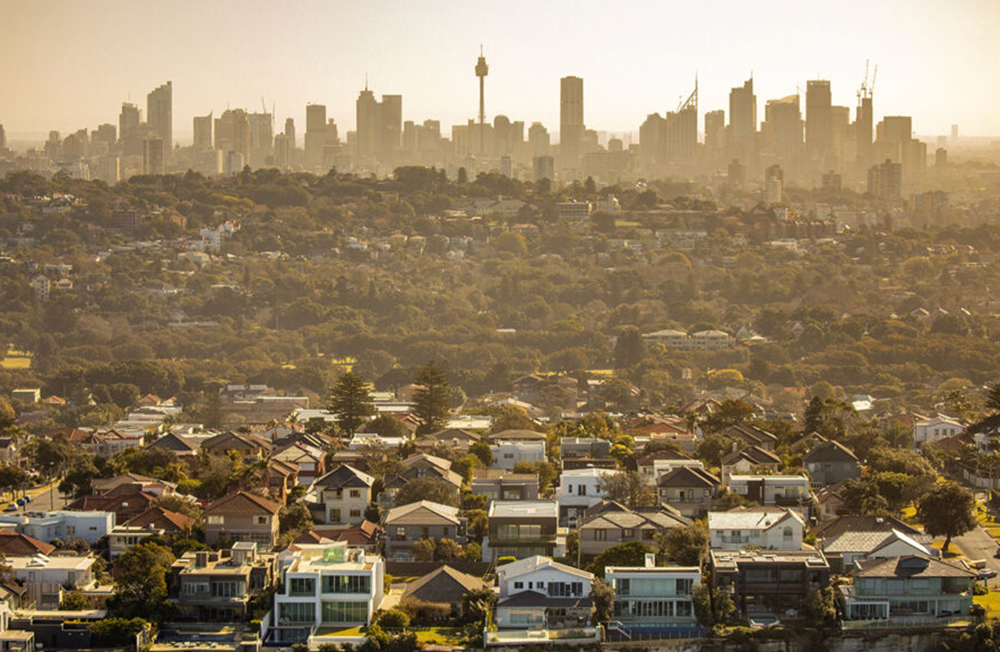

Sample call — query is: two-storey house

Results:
[495,556,594,630]
[819,528,933,574]
[383,501,465,561]
[204,491,281,549]
[174,542,275,621]
[471,469,540,502]
[710,549,830,619]
[556,468,620,527]
[605,554,701,632]
[8,554,98,610]
[726,475,813,518]
[708,508,805,551]
[656,466,719,517]
[578,502,689,561]
[841,555,975,624]
[273,443,325,485]
[802,441,861,488]
[381,454,463,508]
[490,440,547,470]
[720,446,781,485]
[482,501,565,562]
[637,450,702,486]
[309,465,374,526]
[267,543,384,645]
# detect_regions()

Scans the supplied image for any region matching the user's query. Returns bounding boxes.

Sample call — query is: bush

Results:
[399,597,450,625]
[375,608,411,629]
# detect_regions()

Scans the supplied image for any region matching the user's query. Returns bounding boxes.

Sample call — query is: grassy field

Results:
[929,539,967,559]
[414,628,465,645]
[976,590,1000,619]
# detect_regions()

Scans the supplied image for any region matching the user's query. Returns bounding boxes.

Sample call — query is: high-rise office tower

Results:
[143,137,165,175]
[704,110,726,153]
[476,47,489,154]
[763,95,803,165]
[285,117,296,150]
[806,80,832,157]
[274,133,291,170]
[951,124,959,143]
[533,155,555,182]
[639,113,665,166]
[380,94,402,157]
[305,104,327,169]
[728,78,756,163]
[560,76,584,163]
[248,111,274,167]
[494,115,511,156]
[528,122,550,157]
[193,113,213,151]
[0,123,6,151]
[93,124,117,150]
[855,89,873,168]
[214,109,250,158]
[831,106,850,158]
[147,81,172,163]
[356,87,378,159]
[867,158,902,200]
[119,102,141,140]
[664,82,698,162]
[765,164,784,204]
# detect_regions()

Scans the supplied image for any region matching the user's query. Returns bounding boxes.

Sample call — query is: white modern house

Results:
[726,475,813,516]
[490,441,546,470]
[914,415,964,447]
[267,543,384,646]
[556,468,620,527]
[708,508,805,551]
[605,554,701,630]
[495,556,594,630]
[8,553,98,610]
[0,511,115,545]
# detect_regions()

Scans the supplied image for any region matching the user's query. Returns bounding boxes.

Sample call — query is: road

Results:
[2,479,69,513]
[956,523,1000,575]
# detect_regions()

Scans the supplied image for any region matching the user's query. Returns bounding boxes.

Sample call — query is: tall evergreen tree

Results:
[413,361,450,436]
[328,371,374,435]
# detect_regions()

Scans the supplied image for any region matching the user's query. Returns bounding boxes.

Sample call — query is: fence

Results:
[842,615,972,631]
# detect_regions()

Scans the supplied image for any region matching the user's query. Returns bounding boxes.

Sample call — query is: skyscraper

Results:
[214,109,250,159]
[285,117,296,150]
[806,80,832,157]
[664,82,698,162]
[529,122,550,158]
[855,88,873,168]
[356,87,378,159]
[560,76,584,164]
[704,110,726,153]
[0,123,7,151]
[143,137,165,175]
[867,158,902,200]
[476,47,489,154]
[305,104,327,169]
[147,81,172,163]
[763,95,803,164]
[193,113,213,151]
[728,78,756,163]
[119,102,141,140]
[380,94,402,157]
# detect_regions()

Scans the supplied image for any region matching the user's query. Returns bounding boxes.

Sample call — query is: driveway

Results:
[955,524,1000,575]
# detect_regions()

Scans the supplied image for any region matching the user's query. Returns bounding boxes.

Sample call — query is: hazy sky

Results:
[2,0,999,141]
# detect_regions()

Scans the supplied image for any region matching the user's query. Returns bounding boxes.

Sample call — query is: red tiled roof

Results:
[0,529,55,555]
[204,491,281,516]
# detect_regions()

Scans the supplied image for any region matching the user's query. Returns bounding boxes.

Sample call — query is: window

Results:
[420,527,430,539]
[321,601,368,624]
[279,602,314,624]
[212,581,244,598]
[577,484,586,496]
[623,529,635,539]
[322,575,370,594]
[594,529,607,541]
[256,516,268,525]
[395,527,406,540]
[567,484,573,493]
[290,577,315,596]
[782,526,793,543]
[642,529,656,540]
[676,578,693,595]
[349,509,361,519]
[207,515,224,525]
[330,509,342,524]
[349,490,361,498]
[514,581,524,590]
[66,526,76,535]
[617,578,631,596]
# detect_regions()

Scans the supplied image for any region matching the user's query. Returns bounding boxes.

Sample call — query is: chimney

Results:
[644,553,656,569]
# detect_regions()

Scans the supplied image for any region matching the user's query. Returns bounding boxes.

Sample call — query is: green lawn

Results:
[414,628,465,645]
[314,627,364,637]
[976,590,1000,619]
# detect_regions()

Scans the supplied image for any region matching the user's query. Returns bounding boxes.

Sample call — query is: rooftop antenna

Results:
[364,73,368,92]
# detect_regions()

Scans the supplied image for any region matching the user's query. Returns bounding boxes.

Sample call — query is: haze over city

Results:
[2,0,1000,140]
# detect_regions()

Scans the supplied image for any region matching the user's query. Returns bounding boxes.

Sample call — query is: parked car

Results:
[23,495,31,503]
[15,498,25,506]
[3,504,16,512]
[978,569,998,580]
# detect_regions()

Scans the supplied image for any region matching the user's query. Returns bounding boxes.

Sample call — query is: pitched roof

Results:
[402,454,453,472]
[813,515,922,539]
[126,506,196,532]
[853,555,975,579]
[580,501,689,530]
[802,440,859,464]
[321,520,383,546]
[202,431,271,452]
[204,491,281,516]
[384,500,461,526]
[427,428,482,442]
[657,465,719,489]
[497,590,593,609]
[498,555,594,581]
[721,445,781,467]
[488,429,547,442]
[708,507,804,532]
[472,469,538,482]
[146,432,199,453]
[403,565,489,603]
[0,529,55,556]
[637,450,692,466]
[313,464,374,489]
[822,528,930,556]
[723,424,778,446]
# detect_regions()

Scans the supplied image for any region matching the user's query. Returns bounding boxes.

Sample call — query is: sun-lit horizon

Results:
[2,0,999,141]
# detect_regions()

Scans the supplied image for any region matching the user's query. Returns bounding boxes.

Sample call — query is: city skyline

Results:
[2,0,999,140]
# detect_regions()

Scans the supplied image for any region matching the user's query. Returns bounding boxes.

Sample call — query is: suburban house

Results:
[201,431,271,460]
[913,415,964,447]
[0,511,114,545]
[124,506,195,535]
[8,553,98,610]
[720,446,781,485]
[483,501,565,561]
[402,565,489,612]
[637,450,702,486]
[294,521,383,554]
[494,556,594,630]
[656,466,720,517]
[268,458,300,503]
[578,502,689,561]
[813,514,924,541]
[710,549,831,619]
[381,454,463,508]
[819,528,933,574]
[309,465,374,526]
[92,474,176,497]
[726,475,813,517]
[802,441,862,488]
[841,555,975,624]
[422,428,482,450]
[273,443,325,485]
[722,424,778,451]
[814,482,848,521]
[174,542,275,621]
[145,432,200,456]
[560,438,611,460]
[490,440,547,470]
[109,524,165,558]
[66,484,158,523]
[707,508,805,551]
[0,531,54,557]
[203,491,282,549]
[383,501,466,562]
[471,469,540,502]
[605,554,701,632]
[267,542,384,645]
[556,467,620,527]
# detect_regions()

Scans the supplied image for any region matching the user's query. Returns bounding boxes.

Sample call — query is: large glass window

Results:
[322,575,371,594]
[321,601,369,624]
[279,602,314,624]
[212,581,244,598]
[289,577,315,596]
